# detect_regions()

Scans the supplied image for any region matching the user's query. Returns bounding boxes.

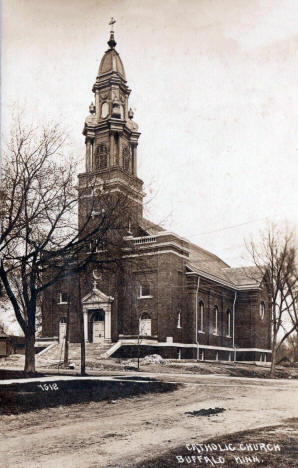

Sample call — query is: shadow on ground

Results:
[0,376,179,415]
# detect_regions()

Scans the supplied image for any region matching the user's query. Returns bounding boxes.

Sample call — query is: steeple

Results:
[80,20,144,223]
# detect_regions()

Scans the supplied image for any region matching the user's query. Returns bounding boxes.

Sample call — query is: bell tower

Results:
[79,19,144,225]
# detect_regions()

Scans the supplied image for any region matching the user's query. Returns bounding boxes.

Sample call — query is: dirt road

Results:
[1,374,297,467]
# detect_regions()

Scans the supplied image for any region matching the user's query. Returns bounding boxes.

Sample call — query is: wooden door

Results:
[139,319,151,336]
[92,321,105,343]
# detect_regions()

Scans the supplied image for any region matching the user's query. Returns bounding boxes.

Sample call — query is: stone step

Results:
[37,342,115,362]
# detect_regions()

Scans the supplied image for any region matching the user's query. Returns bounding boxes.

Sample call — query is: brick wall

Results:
[41,248,271,355]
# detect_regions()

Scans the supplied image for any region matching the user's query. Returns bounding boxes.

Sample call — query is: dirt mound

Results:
[120,354,164,368]
[142,354,164,364]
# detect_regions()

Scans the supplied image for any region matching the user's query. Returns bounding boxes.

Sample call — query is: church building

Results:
[41,23,272,362]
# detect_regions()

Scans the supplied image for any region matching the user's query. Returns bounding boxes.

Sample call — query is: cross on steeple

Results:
[109,17,116,32]
[107,17,117,49]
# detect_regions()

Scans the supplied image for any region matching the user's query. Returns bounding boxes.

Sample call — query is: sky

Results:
[1,0,298,267]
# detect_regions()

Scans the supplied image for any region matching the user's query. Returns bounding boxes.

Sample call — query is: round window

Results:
[101,102,109,118]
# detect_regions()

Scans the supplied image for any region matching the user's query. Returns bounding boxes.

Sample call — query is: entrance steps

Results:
[36,341,116,365]
[85,342,115,358]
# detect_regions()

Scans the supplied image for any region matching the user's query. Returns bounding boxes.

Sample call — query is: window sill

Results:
[198,331,205,334]
[138,296,153,300]
[58,302,68,305]
[226,335,232,338]
[212,332,219,336]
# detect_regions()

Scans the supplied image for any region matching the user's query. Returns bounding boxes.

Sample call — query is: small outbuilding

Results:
[0,331,25,357]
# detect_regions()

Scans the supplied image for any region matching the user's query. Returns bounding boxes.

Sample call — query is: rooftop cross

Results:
[107,17,117,48]
[109,17,116,33]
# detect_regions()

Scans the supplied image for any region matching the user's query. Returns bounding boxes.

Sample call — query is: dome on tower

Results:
[98,49,126,79]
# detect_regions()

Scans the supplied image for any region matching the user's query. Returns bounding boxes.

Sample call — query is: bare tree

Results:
[277,332,298,364]
[287,332,298,362]
[0,119,134,372]
[247,224,298,376]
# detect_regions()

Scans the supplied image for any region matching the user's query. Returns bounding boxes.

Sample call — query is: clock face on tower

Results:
[101,102,109,118]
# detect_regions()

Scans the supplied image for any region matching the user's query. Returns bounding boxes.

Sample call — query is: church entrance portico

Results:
[82,283,114,343]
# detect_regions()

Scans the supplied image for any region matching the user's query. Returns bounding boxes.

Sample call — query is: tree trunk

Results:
[270,336,277,377]
[137,338,140,370]
[24,330,36,373]
[270,347,276,377]
[80,313,86,376]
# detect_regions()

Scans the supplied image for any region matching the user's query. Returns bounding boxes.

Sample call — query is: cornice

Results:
[83,119,141,140]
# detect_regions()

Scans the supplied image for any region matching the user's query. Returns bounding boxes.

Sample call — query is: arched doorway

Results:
[139,312,151,336]
[90,309,105,343]
[59,317,67,343]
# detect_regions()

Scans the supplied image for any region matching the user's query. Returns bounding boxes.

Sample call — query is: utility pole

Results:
[78,270,86,375]
[63,271,71,367]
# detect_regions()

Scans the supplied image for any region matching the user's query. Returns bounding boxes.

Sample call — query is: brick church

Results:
[41,24,272,362]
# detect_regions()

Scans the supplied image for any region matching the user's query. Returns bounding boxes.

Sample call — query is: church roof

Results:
[139,218,166,236]
[98,48,126,79]
[222,266,262,288]
[189,242,229,270]
[137,218,261,289]
[187,261,261,289]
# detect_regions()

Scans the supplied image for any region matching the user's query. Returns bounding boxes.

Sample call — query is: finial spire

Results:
[108,17,117,49]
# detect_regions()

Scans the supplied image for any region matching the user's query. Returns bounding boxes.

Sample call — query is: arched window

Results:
[199,301,204,332]
[123,146,131,172]
[226,310,231,337]
[114,133,119,165]
[95,144,108,170]
[213,306,218,335]
[259,302,265,320]
[127,217,132,234]
[177,311,182,329]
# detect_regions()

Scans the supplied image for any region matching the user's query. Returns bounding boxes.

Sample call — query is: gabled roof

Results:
[187,262,261,290]
[82,286,114,305]
[189,242,229,271]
